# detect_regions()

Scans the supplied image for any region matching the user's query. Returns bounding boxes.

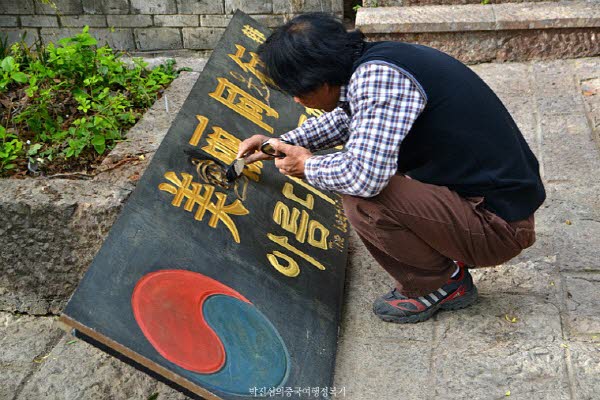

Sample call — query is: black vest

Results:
[352,42,545,222]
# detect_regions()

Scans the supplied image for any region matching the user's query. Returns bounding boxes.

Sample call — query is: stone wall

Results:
[0,0,344,51]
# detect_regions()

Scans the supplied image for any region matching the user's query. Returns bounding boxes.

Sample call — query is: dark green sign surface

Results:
[61,11,348,400]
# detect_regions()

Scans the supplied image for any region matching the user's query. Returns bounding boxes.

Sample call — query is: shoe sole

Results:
[377,286,479,324]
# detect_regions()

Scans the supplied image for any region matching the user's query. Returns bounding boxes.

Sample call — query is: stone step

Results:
[370,0,562,6]
[356,1,600,63]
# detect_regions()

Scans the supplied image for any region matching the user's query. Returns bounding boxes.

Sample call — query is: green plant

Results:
[0,26,179,175]
[0,56,29,89]
[0,126,23,171]
[353,4,362,12]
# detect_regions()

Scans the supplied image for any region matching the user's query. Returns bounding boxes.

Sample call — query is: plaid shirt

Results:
[281,62,426,197]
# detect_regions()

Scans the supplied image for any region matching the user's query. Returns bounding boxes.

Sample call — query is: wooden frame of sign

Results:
[60,11,349,400]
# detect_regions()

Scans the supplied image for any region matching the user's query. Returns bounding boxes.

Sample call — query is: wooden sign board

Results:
[60,11,349,400]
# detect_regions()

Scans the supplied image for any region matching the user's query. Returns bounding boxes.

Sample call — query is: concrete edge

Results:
[356,1,600,34]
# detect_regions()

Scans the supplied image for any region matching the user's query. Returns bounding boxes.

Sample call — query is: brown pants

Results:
[342,175,536,297]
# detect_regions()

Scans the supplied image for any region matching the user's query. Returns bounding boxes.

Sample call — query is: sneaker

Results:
[373,266,478,324]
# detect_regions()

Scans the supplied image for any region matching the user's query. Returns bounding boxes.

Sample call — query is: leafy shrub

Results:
[0,27,182,176]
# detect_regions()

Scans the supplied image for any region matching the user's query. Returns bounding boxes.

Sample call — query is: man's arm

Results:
[280,107,350,152]
[303,63,426,197]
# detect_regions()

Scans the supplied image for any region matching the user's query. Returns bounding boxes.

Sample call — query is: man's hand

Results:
[237,134,273,164]
[270,139,312,178]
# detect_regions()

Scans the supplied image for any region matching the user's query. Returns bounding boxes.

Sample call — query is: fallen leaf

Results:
[139,154,145,160]
[147,393,159,400]
[33,354,50,363]
[66,340,77,345]
[550,281,555,286]
[505,314,518,323]
[505,390,511,396]
[560,343,569,348]
[565,220,572,225]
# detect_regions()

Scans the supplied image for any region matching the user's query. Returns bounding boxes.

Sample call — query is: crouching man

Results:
[238,13,545,323]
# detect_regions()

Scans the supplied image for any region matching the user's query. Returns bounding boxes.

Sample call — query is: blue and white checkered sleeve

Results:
[280,107,350,152]
[304,63,426,197]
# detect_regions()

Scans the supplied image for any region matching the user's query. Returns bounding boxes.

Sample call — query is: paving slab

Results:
[432,339,570,400]
[563,273,600,336]
[333,337,434,400]
[568,341,600,400]
[0,312,64,400]
[470,260,560,298]
[16,335,187,400]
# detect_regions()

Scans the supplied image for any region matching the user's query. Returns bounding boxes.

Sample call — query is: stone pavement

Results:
[2,57,600,400]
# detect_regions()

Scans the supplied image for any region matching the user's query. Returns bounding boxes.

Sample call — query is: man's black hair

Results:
[258,13,365,97]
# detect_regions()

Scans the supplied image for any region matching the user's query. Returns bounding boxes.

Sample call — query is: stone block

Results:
[154,15,199,27]
[0,16,19,27]
[434,294,569,399]
[34,0,83,15]
[199,14,232,27]
[273,0,336,14]
[40,28,136,50]
[493,1,600,31]
[331,0,343,13]
[93,28,136,49]
[541,114,599,185]
[574,57,600,83]
[555,219,600,272]
[277,0,339,14]
[564,273,600,335]
[60,15,107,28]
[531,59,579,95]
[436,293,563,345]
[470,260,561,298]
[0,178,129,314]
[496,28,600,63]
[0,0,35,14]
[543,182,600,223]
[356,4,496,33]
[433,339,570,399]
[0,313,64,400]
[0,28,40,46]
[569,342,600,400]
[21,15,59,28]
[471,62,532,97]
[334,337,434,399]
[202,13,286,28]
[107,14,153,28]
[130,0,176,14]
[253,14,288,28]
[134,28,182,51]
[182,27,224,49]
[366,27,600,64]
[177,0,224,14]
[16,335,187,400]
[225,0,272,14]
[371,31,498,64]
[82,0,129,14]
